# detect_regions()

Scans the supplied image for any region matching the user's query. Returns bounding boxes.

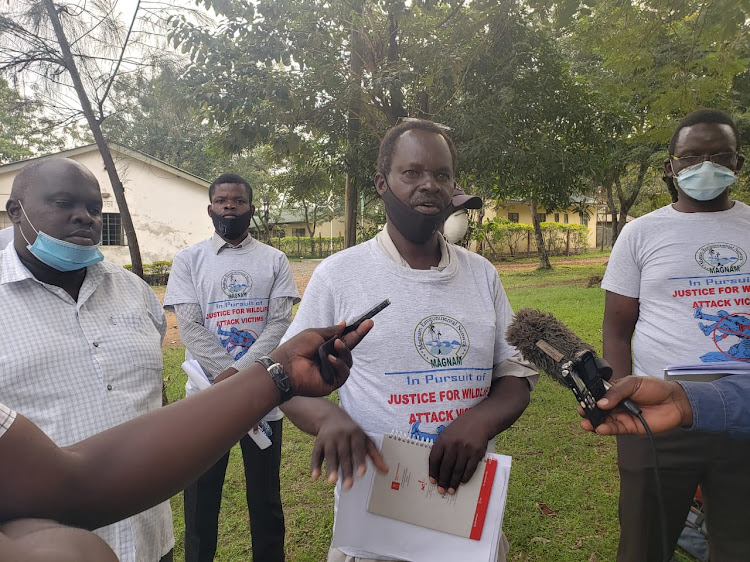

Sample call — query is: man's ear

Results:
[207,204,212,219]
[663,158,674,178]
[6,199,22,224]
[374,173,387,196]
[248,204,256,220]
[736,154,745,173]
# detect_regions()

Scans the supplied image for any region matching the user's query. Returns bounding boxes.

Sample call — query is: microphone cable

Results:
[636,412,671,562]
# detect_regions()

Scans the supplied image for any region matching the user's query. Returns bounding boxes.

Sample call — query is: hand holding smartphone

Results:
[318,299,390,384]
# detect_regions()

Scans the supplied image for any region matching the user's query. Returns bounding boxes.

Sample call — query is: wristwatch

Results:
[256,355,294,403]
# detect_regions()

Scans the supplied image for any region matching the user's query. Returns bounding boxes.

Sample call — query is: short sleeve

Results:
[280,264,336,345]
[270,254,301,304]
[0,402,17,439]
[163,251,199,310]
[600,223,642,299]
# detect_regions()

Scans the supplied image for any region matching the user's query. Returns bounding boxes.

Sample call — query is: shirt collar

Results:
[211,231,254,254]
[375,223,451,271]
[0,244,111,289]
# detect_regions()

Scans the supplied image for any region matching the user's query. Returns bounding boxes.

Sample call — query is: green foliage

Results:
[271,235,347,260]
[0,77,66,163]
[475,217,589,258]
[103,63,228,180]
[145,260,172,276]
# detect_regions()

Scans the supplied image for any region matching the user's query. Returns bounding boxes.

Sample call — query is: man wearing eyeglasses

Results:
[601,109,749,561]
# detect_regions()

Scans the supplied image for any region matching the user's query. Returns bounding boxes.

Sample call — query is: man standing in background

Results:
[602,109,750,561]
[165,173,299,562]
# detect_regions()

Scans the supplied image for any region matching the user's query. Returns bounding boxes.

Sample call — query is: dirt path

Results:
[155,256,607,348]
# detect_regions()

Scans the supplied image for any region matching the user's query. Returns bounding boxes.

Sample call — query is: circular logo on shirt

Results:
[414,315,469,367]
[695,243,746,273]
[221,270,252,298]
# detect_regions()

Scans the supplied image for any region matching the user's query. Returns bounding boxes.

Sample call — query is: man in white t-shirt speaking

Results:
[280,119,538,561]
[164,173,299,562]
[601,109,750,561]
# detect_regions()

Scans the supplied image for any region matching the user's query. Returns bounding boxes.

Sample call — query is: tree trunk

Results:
[43,0,143,278]
[529,201,551,270]
[344,1,364,249]
[604,178,618,246]
[614,160,648,241]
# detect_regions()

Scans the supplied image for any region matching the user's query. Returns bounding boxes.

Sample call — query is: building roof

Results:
[0,142,210,187]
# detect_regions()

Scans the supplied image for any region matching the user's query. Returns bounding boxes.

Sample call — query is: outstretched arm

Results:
[0,321,372,530]
[581,375,750,441]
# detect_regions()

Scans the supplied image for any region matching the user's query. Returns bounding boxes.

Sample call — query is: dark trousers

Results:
[184,420,285,562]
[616,428,750,562]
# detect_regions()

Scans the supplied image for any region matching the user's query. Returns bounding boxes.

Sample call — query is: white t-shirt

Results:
[164,236,299,417]
[283,237,524,558]
[283,236,520,440]
[601,201,750,378]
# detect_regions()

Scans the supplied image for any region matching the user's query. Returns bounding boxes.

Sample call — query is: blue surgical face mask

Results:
[674,161,737,201]
[18,202,104,271]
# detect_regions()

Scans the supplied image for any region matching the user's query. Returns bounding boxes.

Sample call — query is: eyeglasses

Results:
[670,152,738,169]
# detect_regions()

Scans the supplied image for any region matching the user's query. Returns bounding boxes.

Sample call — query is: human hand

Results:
[429,416,490,495]
[270,320,373,398]
[579,376,693,435]
[311,409,388,490]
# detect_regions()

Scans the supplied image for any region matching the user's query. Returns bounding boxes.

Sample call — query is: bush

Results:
[474,218,589,258]
[269,235,348,259]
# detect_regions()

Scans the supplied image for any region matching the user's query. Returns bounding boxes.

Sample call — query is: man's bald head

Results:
[11,158,100,200]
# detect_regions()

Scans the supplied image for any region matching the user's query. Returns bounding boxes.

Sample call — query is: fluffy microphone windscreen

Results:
[505,308,595,385]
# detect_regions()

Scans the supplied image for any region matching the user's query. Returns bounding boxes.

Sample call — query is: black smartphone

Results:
[318,299,391,384]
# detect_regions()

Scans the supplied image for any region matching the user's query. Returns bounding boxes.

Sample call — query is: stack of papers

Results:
[663,361,750,381]
[331,434,511,562]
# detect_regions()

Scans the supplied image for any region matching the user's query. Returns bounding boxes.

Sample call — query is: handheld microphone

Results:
[506,308,641,427]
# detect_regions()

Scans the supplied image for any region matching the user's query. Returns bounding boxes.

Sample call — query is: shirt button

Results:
[93,342,99,347]
[107,384,112,391]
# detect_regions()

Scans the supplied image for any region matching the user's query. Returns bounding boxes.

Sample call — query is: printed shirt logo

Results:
[221,270,252,298]
[414,315,469,368]
[695,243,747,274]
[694,307,750,362]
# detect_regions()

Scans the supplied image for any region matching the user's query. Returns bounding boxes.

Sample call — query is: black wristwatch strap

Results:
[256,355,294,403]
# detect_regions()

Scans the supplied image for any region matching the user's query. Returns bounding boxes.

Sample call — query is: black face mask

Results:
[210,209,253,240]
[381,182,447,244]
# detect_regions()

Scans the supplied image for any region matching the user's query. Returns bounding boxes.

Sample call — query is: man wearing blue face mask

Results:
[601,109,749,562]
[0,157,175,562]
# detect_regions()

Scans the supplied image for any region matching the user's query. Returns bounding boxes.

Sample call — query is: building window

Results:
[508,212,519,223]
[536,213,547,223]
[101,213,123,246]
[579,211,589,226]
[554,213,560,223]
[272,228,286,238]
[564,213,569,224]
[292,228,306,237]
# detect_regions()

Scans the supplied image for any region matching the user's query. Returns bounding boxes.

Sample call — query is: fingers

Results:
[340,318,373,350]
[597,376,642,409]
[366,438,389,474]
[310,439,325,481]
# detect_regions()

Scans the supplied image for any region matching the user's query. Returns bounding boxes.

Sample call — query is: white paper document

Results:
[331,434,511,562]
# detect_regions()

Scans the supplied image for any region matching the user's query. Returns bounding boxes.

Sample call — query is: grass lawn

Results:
[162,261,694,561]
